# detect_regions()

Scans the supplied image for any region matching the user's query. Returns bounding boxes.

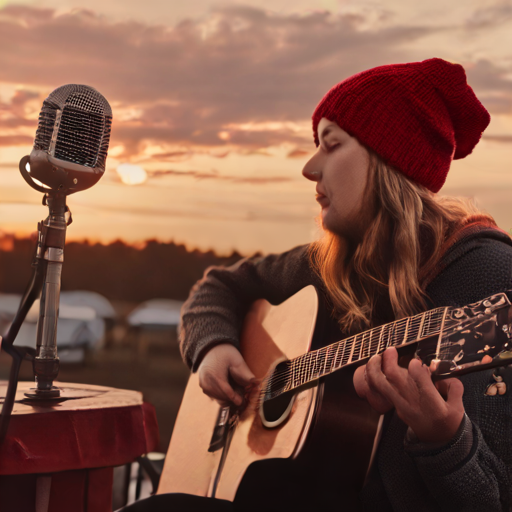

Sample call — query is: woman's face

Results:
[302,118,370,240]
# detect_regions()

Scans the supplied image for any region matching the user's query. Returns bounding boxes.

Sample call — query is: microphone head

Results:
[27,84,112,194]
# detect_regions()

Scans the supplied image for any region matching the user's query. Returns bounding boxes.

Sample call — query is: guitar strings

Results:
[258,335,474,403]
[260,312,438,389]
[254,302,505,406]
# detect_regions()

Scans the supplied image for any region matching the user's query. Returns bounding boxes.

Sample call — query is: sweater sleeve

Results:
[405,237,512,511]
[179,244,319,370]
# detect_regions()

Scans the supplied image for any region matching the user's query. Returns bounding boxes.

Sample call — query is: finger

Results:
[365,353,401,405]
[200,372,242,406]
[229,359,257,388]
[217,377,244,406]
[408,358,433,389]
[408,358,448,407]
[381,347,407,385]
[353,365,369,398]
[365,387,395,414]
[443,378,464,408]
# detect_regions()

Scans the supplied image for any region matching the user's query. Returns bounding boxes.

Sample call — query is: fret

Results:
[416,311,426,341]
[358,332,364,359]
[296,358,303,387]
[342,338,351,366]
[435,308,448,360]
[402,317,410,345]
[377,324,385,354]
[369,326,379,356]
[365,331,372,358]
[295,355,303,386]
[322,347,329,375]
[303,353,311,383]
[386,322,395,348]
[364,331,371,358]
[293,356,304,381]
[395,318,407,346]
[358,333,365,361]
[367,329,373,358]
[381,324,390,352]
[353,333,363,362]
[333,342,342,370]
[327,345,334,373]
[391,321,400,346]
[409,313,422,342]
[324,345,332,374]
[314,350,321,378]
[320,349,326,376]
[307,352,314,381]
[424,310,432,338]
[347,334,356,364]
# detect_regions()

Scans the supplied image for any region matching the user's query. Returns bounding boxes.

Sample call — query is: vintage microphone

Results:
[0,85,112,442]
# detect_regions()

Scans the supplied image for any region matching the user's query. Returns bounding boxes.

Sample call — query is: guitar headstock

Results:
[415,291,512,379]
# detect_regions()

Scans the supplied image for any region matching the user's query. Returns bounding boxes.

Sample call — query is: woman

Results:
[127,58,512,511]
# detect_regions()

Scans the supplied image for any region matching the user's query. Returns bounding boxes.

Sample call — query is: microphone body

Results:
[26,84,112,194]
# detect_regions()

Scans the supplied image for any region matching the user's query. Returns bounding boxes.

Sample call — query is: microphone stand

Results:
[26,192,69,399]
[0,163,72,444]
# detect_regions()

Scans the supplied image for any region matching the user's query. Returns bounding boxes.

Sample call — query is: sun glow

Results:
[116,163,148,185]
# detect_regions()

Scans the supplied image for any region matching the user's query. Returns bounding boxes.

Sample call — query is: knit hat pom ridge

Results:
[312,58,490,193]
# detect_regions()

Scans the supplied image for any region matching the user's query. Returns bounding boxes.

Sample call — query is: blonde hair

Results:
[308,148,499,334]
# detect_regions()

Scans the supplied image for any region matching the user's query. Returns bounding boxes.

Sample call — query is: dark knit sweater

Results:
[179,227,512,511]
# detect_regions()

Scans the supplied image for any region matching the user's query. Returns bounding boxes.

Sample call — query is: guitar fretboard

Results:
[263,306,451,401]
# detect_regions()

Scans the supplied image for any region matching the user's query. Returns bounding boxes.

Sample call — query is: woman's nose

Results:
[302,155,321,182]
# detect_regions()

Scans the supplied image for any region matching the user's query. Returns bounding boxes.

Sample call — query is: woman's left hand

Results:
[361,346,465,444]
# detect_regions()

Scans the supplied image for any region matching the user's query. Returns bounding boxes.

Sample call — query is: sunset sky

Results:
[0,0,511,255]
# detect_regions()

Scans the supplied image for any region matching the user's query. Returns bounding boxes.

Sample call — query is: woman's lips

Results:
[316,193,329,208]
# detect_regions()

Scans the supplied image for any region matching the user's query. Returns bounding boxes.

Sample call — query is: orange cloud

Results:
[0,4,510,161]
[147,168,291,184]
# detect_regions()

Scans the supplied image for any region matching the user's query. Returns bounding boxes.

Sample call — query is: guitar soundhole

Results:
[260,361,296,428]
[261,390,296,425]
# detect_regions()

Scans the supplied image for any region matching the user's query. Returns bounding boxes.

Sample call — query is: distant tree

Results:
[0,234,249,302]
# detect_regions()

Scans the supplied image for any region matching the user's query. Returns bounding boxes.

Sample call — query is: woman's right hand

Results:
[197,343,258,407]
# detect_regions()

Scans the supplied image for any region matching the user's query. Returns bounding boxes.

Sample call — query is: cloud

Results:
[0,88,42,131]
[287,148,311,158]
[147,167,292,184]
[0,134,33,146]
[465,59,512,114]
[482,134,512,143]
[465,1,512,30]
[0,4,510,161]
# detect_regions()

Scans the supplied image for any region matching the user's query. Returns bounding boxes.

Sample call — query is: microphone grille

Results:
[34,84,112,170]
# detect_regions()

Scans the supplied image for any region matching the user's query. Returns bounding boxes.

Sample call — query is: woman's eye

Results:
[327,143,340,152]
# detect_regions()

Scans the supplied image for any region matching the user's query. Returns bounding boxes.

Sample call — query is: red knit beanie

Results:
[312,58,490,193]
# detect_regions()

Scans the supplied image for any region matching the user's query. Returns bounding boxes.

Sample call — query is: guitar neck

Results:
[282,306,450,395]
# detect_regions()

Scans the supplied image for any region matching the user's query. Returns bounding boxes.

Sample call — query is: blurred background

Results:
[0,0,511,505]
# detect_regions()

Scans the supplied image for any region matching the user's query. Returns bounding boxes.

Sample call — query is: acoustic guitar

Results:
[158,286,512,510]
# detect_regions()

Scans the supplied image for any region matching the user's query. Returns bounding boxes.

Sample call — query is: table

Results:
[0,381,159,512]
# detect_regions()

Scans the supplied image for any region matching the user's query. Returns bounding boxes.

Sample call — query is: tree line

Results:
[0,235,251,302]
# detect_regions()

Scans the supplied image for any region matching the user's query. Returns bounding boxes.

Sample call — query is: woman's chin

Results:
[320,208,336,233]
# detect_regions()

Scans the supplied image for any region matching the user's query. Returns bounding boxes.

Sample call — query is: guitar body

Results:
[158,286,381,509]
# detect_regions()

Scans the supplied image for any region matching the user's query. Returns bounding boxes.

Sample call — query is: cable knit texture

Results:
[312,58,490,193]
[179,228,512,511]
